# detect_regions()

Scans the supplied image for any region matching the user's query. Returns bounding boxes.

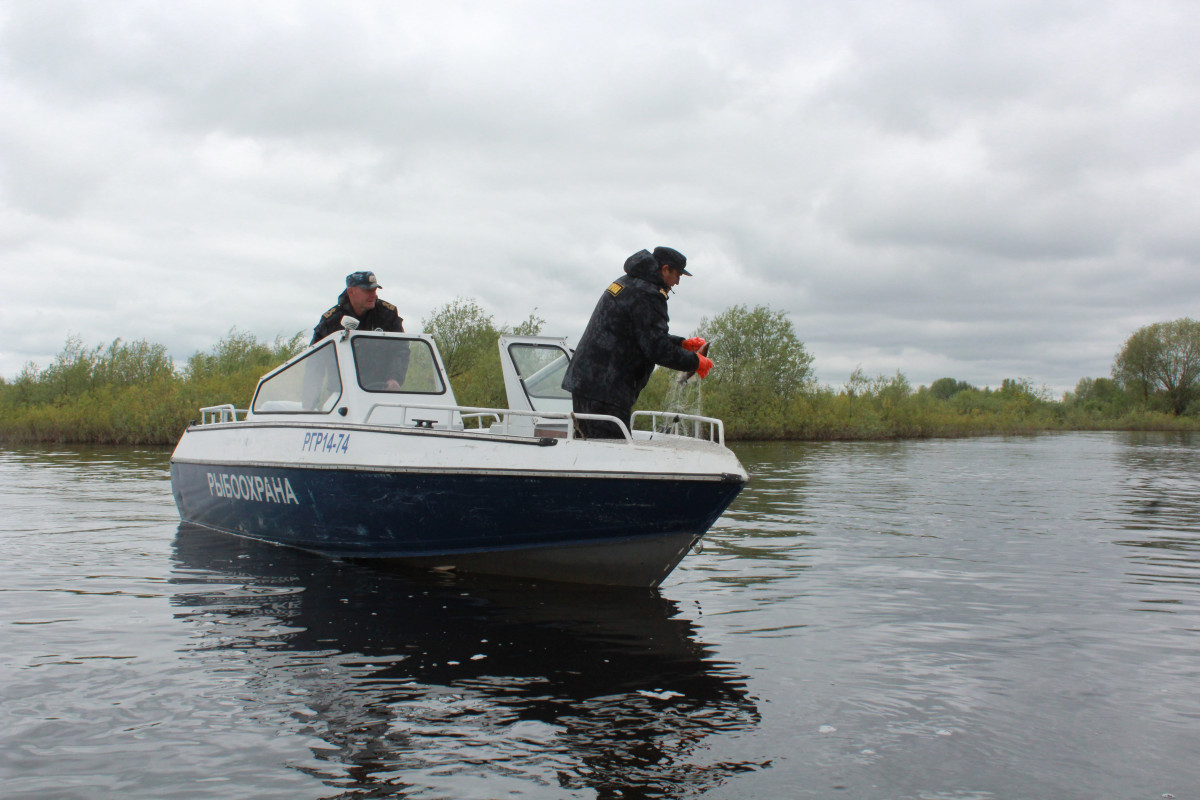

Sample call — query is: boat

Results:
[168,324,748,587]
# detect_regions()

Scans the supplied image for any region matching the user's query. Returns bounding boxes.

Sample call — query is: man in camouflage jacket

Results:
[562,247,713,438]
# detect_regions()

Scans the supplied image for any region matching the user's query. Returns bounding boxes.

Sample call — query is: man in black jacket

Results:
[311,271,405,345]
[562,246,713,439]
[312,271,408,391]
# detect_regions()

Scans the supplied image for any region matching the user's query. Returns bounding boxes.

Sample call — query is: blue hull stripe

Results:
[170,461,743,558]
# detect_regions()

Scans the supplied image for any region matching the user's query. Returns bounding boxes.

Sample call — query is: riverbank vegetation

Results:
[2,304,1198,445]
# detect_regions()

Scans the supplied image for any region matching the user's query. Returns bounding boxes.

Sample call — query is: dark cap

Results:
[653,246,691,276]
[346,271,382,290]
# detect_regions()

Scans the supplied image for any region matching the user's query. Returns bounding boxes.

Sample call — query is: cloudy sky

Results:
[3,0,1199,395]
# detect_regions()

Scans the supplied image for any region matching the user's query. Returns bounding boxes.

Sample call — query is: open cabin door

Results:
[496,335,575,438]
[498,335,574,413]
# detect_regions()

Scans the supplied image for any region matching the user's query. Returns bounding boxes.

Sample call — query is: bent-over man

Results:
[562,246,713,439]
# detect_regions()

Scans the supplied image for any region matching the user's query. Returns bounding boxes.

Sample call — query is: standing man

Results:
[312,270,408,391]
[562,246,713,439]
[311,271,404,345]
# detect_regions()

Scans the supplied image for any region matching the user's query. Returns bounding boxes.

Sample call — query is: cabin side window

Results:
[351,336,446,394]
[252,342,342,414]
[508,343,572,400]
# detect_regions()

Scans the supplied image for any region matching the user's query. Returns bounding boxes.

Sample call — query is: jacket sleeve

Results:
[633,294,700,373]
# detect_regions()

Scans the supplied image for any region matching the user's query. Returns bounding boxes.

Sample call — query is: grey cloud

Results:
[3,0,1200,397]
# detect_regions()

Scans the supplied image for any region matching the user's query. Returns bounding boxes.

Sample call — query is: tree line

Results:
[1,304,1197,445]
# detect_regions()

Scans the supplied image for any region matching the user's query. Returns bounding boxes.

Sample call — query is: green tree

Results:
[695,305,815,399]
[928,377,973,400]
[1113,325,1158,404]
[1069,377,1131,416]
[689,305,815,437]
[844,366,869,415]
[92,339,175,387]
[9,361,45,405]
[422,298,500,379]
[509,309,546,337]
[1114,319,1200,414]
[182,329,305,412]
[39,334,99,399]
[422,299,545,408]
[999,378,1050,402]
[185,328,303,382]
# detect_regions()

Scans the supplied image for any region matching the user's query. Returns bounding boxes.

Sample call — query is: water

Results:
[2,433,1198,799]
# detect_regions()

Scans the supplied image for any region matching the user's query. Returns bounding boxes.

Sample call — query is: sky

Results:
[3,0,1199,396]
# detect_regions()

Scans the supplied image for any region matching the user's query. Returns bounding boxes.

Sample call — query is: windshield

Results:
[351,336,446,394]
[252,342,341,413]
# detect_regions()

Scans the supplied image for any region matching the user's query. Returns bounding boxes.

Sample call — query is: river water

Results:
[1,433,1198,799]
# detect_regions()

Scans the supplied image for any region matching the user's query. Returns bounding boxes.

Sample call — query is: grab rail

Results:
[567,412,632,441]
[197,399,723,445]
[561,410,725,444]
[632,410,725,445]
[199,404,246,424]
[362,401,633,441]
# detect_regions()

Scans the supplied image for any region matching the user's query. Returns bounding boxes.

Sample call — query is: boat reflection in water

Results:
[170,524,763,797]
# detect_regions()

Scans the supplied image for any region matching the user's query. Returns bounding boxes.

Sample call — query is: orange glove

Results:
[695,354,713,379]
[682,337,707,353]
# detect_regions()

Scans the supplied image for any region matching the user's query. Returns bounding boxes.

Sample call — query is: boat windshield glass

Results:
[351,336,445,394]
[252,342,341,414]
[508,343,572,399]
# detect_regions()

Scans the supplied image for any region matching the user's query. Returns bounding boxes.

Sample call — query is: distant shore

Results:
[5,325,1197,447]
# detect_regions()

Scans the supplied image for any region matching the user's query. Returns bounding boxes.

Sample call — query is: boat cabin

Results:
[247,331,461,429]
[197,328,724,445]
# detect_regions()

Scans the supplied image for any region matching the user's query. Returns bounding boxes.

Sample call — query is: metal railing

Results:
[364,401,724,444]
[199,404,246,425]
[198,399,724,445]
[632,410,725,445]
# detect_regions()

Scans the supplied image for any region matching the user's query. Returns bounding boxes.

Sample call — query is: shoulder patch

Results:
[321,305,340,320]
[606,282,624,297]
[378,300,397,311]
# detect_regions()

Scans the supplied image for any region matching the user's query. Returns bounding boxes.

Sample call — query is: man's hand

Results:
[696,354,713,379]
[682,337,707,353]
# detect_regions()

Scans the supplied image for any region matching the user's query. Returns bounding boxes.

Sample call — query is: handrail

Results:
[632,410,725,445]
[567,413,633,442]
[360,401,636,441]
[362,401,553,432]
[196,399,723,446]
[199,404,246,425]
